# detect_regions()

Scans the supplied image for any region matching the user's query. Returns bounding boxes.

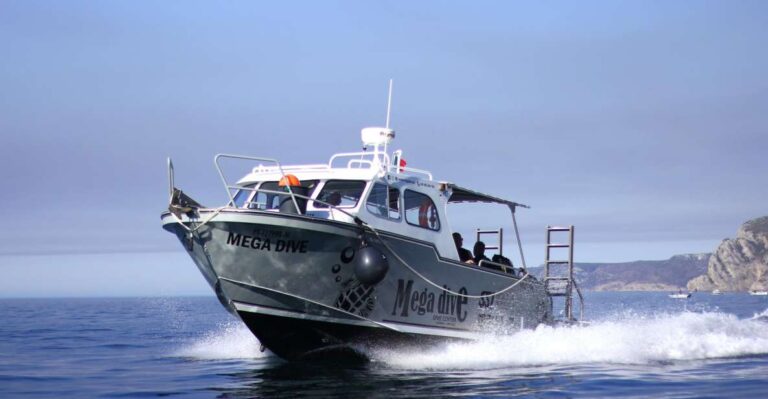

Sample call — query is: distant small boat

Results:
[712,289,722,295]
[669,290,691,299]
[749,290,768,296]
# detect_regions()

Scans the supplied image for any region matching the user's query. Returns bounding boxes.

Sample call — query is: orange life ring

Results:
[418,200,438,229]
[418,201,430,228]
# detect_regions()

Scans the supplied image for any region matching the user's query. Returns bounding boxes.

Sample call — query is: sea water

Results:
[1,292,767,398]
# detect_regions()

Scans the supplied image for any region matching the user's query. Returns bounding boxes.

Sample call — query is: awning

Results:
[446,184,530,210]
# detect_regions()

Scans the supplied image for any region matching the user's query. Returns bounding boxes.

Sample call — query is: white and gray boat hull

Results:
[162,209,553,360]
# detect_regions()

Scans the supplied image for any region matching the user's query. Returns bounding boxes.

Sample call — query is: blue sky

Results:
[1,1,766,297]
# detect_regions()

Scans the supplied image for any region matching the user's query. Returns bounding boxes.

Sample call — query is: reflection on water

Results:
[216,361,572,398]
[212,354,768,398]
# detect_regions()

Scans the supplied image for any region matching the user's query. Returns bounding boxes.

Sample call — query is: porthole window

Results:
[404,190,440,231]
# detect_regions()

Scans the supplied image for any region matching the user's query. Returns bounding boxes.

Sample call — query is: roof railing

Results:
[224,150,434,188]
[251,163,329,174]
[387,164,433,180]
[328,151,391,169]
[214,154,302,214]
[229,186,360,223]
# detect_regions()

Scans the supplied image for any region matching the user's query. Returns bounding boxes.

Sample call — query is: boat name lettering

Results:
[391,279,467,322]
[226,232,308,253]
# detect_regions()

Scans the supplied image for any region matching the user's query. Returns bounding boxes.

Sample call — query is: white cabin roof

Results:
[232,150,527,211]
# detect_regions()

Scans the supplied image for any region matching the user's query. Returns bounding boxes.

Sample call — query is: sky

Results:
[1,1,766,297]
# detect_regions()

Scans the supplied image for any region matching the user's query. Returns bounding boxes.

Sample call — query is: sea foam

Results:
[174,321,269,360]
[370,309,768,369]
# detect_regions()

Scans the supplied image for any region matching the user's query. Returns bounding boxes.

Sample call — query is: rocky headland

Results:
[529,216,768,292]
[687,216,768,292]
[529,254,710,291]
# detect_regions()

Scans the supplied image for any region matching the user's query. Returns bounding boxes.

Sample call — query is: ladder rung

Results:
[547,244,570,248]
[546,260,570,264]
[547,226,572,232]
[545,277,571,281]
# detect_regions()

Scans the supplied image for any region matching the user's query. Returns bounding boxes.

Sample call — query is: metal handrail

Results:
[214,154,302,216]
[573,279,585,321]
[251,163,329,174]
[329,151,391,169]
[386,164,433,180]
[347,159,374,169]
[477,259,516,275]
[226,186,361,222]
[476,228,504,254]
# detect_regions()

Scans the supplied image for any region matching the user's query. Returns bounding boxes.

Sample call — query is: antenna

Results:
[385,79,393,129]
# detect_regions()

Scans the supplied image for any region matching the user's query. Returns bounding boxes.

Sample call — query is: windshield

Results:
[232,184,255,208]
[249,180,319,210]
[314,180,367,208]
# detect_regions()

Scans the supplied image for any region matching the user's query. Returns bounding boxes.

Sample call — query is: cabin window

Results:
[404,190,441,231]
[366,183,401,220]
[314,180,366,208]
[251,180,319,210]
[232,184,255,208]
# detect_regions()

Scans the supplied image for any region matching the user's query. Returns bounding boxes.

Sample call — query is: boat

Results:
[160,91,582,360]
[711,289,722,295]
[749,290,768,296]
[669,289,691,299]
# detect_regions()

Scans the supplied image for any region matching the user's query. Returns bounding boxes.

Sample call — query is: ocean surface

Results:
[1,292,767,398]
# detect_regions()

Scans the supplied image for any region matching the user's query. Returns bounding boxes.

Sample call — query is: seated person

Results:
[473,241,491,265]
[491,254,515,274]
[452,233,474,263]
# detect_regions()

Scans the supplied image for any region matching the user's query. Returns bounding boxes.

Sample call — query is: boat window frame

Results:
[313,179,368,209]
[365,182,402,221]
[403,189,441,232]
[248,180,320,210]
[233,183,256,208]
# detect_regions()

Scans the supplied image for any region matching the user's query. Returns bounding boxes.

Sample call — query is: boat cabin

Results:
[218,127,526,268]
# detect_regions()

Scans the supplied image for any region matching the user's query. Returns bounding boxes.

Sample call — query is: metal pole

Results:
[499,228,504,256]
[385,79,393,129]
[568,225,575,320]
[544,226,550,278]
[510,205,527,270]
[167,157,175,203]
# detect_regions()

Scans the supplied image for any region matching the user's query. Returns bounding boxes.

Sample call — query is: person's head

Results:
[473,241,486,258]
[452,232,463,247]
[327,192,342,206]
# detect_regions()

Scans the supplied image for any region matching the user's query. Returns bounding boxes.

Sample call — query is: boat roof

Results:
[235,164,527,210]
[446,184,529,210]
[225,126,529,210]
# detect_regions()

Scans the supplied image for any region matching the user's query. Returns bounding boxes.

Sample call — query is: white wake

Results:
[174,320,269,360]
[371,310,768,369]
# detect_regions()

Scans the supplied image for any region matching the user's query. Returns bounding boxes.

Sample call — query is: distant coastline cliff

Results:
[530,254,710,291]
[529,216,768,292]
[687,216,768,292]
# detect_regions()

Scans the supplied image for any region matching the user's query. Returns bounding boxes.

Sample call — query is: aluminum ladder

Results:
[544,225,584,322]
[476,228,503,256]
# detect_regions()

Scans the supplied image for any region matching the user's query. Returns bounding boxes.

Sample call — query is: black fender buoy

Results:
[354,246,389,285]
